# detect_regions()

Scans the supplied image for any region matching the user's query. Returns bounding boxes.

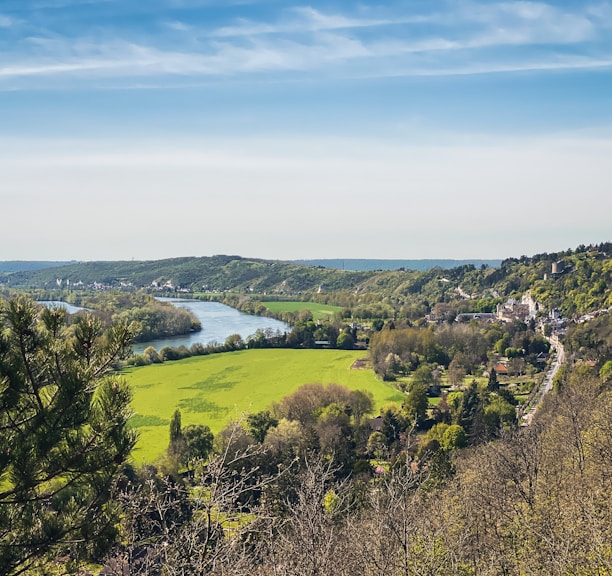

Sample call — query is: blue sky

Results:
[1,0,611,260]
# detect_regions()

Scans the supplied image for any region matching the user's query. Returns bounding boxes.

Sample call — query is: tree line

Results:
[368,320,551,381]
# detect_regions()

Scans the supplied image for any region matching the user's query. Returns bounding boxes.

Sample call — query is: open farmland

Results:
[262,301,342,321]
[125,348,404,463]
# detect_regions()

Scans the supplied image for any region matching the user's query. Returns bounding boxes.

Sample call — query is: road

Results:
[520,335,565,426]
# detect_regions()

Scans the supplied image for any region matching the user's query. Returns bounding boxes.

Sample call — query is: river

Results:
[132,298,290,354]
[39,298,289,354]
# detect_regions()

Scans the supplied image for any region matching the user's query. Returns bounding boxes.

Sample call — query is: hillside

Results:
[3,243,610,319]
[3,255,373,293]
[0,261,75,273]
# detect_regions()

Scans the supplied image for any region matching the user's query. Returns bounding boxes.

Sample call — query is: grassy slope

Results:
[124,349,404,464]
[262,301,343,321]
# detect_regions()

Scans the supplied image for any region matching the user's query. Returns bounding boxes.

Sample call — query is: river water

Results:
[132,298,290,354]
[39,298,289,354]
[38,300,89,315]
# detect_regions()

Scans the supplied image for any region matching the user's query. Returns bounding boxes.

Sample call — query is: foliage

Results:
[440,424,467,450]
[370,317,552,386]
[336,330,355,350]
[563,310,612,365]
[600,360,612,383]
[444,371,612,575]
[369,326,446,378]
[169,408,182,446]
[402,382,429,427]
[0,295,137,575]
[183,424,214,460]
[274,383,373,427]
[247,410,278,443]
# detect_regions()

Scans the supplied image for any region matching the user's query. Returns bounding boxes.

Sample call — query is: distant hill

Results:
[2,244,609,318]
[0,261,75,273]
[2,256,374,293]
[294,259,502,271]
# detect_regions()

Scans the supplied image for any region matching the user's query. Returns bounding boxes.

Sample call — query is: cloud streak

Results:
[210,7,429,38]
[1,2,611,86]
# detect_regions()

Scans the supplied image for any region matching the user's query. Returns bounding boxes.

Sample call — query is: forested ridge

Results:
[1,255,372,294]
[3,243,610,318]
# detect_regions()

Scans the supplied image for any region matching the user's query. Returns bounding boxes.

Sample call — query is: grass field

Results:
[124,349,404,464]
[261,301,343,321]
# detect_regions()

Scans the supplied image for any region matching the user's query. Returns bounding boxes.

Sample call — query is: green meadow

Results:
[262,301,342,321]
[124,349,404,464]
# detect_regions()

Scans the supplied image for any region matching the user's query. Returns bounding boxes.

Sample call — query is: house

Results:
[521,291,538,318]
[496,297,532,323]
[493,363,509,375]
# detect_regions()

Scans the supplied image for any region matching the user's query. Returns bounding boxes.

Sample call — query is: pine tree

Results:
[0,295,137,575]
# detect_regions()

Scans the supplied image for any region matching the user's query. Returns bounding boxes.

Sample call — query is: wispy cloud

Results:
[1,1,611,86]
[210,2,601,44]
[0,15,16,27]
[210,7,428,37]
[166,20,192,32]
[0,33,373,79]
[377,56,612,79]
[458,1,597,44]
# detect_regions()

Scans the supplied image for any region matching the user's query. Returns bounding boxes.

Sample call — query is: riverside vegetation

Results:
[6,290,202,343]
[0,241,610,575]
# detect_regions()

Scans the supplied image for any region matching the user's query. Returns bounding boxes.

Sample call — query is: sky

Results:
[1,0,611,261]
